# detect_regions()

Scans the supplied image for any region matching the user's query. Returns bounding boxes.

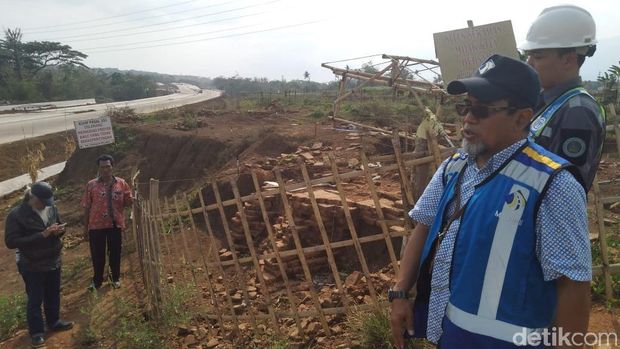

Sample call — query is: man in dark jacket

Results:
[4,182,74,348]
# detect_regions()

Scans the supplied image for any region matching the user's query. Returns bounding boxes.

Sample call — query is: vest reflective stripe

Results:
[478,183,531,319]
[446,303,543,344]
[529,87,588,138]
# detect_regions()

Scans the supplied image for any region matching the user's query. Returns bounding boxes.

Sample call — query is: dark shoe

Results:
[108,273,120,289]
[87,282,100,291]
[50,319,74,332]
[31,334,45,348]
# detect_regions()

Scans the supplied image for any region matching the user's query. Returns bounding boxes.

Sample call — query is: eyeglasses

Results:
[455,103,518,119]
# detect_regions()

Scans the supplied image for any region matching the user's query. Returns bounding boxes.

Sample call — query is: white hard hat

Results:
[520,5,597,55]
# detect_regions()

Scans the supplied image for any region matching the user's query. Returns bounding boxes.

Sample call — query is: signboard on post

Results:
[74,116,115,149]
[433,20,519,84]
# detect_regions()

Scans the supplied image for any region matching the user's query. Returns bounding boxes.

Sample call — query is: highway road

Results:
[0,83,221,144]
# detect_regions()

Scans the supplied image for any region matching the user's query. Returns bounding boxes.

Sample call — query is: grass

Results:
[346,304,429,349]
[61,257,89,286]
[0,294,26,341]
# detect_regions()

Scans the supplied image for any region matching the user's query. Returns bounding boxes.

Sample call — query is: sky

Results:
[1,0,618,83]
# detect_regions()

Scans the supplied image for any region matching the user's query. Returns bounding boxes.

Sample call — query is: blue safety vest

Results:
[417,141,575,348]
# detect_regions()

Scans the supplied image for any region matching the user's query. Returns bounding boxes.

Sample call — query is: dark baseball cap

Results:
[446,54,540,109]
[31,181,54,206]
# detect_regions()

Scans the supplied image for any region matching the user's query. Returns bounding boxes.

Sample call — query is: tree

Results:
[597,61,620,105]
[303,71,310,81]
[0,28,88,82]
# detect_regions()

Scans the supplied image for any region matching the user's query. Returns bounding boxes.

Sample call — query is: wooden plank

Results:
[274,169,331,335]
[250,171,303,336]
[212,182,258,328]
[299,161,350,310]
[172,195,198,285]
[182,193,224,336]
[328,154,378,303]
[360,151,399,272]
[196,190,241,331]
[230,180,280,334]
[593,180,613,300]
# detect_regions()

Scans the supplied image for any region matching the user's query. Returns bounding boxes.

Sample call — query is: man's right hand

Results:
[42,224,61,238]
[390,298,414,349]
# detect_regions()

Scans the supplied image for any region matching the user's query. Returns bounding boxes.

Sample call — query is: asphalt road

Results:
[0,83,221,144]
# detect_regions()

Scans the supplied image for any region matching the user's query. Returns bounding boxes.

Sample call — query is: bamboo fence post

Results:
[149,180,165,278]
[593,179,614,300]
[327,154,378,303]
[230,180,281,334]
[299,161,350,309]
[172,195,198,285]
[154,191,173,269]
[359,151,399,272]
[250,171,303,335]
[197,190,241,333]
[146,203,163,318]
[181,193,224,336]
[143,203,161,319]
[427,129,443,170]
[274,169,332,335]
[164,198,187,267]
[392,131,415,257]
[212,182,258,329]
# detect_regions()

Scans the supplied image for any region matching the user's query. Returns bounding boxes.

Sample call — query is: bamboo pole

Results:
[328,116,415,141]
[333,65,393,105]
[328,154,378,303]
[196,190,241,331]
[274,169,331,335]
[181,193,224,336]
[299,161,350,309]
[392,132,415,258]
[250,171,303,335]
[155,153,448,219]
[427,129,444,171]
[164,229,411,270]
[592,179,614,300]
[212,182,258,328]
[230,180,280,334]
[172,196,198,285]
[164,198,187,267]
[360,151,399,272]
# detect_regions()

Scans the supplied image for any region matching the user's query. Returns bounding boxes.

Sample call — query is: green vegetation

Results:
[0,294,26,341]
[346,305,429,349]
[0,28,157,103]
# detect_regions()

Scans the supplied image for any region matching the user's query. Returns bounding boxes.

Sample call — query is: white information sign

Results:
[74,116,115,149]
[433,20,519,84]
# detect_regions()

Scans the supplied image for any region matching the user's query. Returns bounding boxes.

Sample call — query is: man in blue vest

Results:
[521,5,606,192]
[389,55,591,349]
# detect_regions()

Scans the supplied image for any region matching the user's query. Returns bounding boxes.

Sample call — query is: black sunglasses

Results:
[455,103,518,119]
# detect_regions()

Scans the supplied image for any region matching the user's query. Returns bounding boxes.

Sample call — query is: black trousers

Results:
[18,266,61,336]
[88,228,122,287]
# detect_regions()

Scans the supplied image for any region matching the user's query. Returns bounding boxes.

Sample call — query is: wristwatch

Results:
[388,288,408,302]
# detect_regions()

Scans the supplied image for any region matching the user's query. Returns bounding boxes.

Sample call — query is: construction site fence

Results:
[129,127,619,340]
